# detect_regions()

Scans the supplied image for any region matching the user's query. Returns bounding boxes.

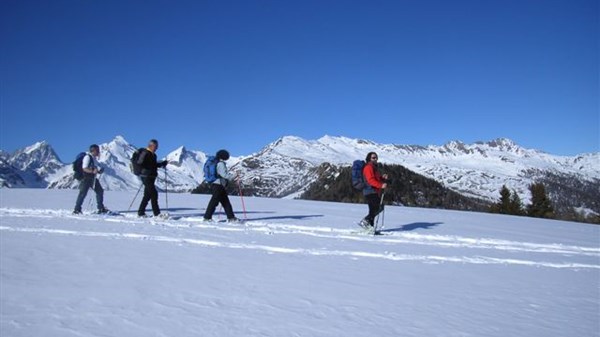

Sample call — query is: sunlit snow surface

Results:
[1,189,598,337]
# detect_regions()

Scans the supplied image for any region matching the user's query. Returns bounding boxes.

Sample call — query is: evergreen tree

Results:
[509,190,524,215]
[498,185,512,214]
[527,183,555,219]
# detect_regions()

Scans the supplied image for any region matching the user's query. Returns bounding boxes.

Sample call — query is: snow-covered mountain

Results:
[47,136,140,190]
[1,135,598,208]
[0,141,64,188]
[1,136,227,192]
[234,135,599,203]
[47,136,226,192]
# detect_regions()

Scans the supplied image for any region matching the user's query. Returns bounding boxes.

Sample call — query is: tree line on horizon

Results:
[300,164,599,225]
[191,162,599,225]
[490,183,599,224]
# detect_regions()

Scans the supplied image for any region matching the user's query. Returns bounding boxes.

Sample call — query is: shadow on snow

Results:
[246,214,324,221]
[380,222,443,232]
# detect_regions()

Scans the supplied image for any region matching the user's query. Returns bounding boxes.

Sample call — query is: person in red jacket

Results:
[360,152,388,228]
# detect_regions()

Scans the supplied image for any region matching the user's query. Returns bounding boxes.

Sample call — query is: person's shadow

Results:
[380,222,442,232]
[248,214,324,221]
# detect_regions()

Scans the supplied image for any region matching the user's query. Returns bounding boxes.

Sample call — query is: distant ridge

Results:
[1,135,598,218]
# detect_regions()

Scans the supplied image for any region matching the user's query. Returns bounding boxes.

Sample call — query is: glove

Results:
[97,167,104,174]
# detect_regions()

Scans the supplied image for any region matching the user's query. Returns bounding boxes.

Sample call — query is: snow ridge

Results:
[235,135,599,202]
[1,135,598,205]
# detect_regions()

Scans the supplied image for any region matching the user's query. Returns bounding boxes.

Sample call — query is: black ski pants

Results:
[204,184,235,220]
[364,193,384,225]
[138,176,161,216]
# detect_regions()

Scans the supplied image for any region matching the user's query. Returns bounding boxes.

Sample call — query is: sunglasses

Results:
[371,156,378,160]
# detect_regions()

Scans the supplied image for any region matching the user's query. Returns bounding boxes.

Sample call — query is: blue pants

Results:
[74,177,104,212]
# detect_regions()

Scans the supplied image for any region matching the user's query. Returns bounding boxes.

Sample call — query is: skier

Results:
[359,152,388,229]
[136,139,169,218]
[203,149,240,223]
[73,144,109,214]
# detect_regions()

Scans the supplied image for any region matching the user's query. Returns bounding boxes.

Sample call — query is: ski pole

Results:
[128,182,143,212]
[380,199,386,231]
[236,172,247,219]
[87,174,98,211]
[375,189,385,231]
[164,167,169,211]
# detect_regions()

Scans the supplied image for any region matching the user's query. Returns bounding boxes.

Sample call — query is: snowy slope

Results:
[1,189,598,337]
[2,135,598,207]
[0,156,26,188]
[235,135,599,202]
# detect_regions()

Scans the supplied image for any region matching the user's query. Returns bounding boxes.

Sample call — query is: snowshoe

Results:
[154,213,171,220]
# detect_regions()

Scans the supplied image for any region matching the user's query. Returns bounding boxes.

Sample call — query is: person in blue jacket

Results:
[203,149,240,223]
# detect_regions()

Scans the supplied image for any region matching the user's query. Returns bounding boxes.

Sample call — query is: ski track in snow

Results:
[1,208,598,270]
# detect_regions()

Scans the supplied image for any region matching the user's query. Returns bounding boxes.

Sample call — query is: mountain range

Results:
[1,135,598,215]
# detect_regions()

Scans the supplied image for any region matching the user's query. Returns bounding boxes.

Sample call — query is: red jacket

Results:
[363,162,384,194]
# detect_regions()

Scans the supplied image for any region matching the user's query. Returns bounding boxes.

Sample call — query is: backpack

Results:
[203,156,219,183]
[72,152,89,181]
[351,160,366,190]
[130,148,145,176]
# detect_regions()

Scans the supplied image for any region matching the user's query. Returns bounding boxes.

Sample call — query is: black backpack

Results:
[72,152,89,181]
[130,148,146,176]
[351,160,366,190]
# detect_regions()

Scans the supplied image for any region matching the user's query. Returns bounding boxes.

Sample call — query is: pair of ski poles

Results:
[127,167,169,213]
[374,189,386,232]
[127,169,248,220]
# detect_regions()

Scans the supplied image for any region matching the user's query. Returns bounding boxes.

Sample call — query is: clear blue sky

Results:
[1,0,598,160]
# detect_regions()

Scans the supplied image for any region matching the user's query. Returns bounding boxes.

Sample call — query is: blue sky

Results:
[1,0,598,160]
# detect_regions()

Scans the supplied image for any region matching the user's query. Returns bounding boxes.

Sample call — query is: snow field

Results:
[1,189,598,337]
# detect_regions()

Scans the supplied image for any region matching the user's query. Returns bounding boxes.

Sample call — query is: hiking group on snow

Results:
[72,139,388,231]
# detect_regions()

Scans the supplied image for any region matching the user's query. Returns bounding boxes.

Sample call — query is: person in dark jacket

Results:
[137,139,169,217]
[360,152,388,228]
[73,144,108,214]
[203,149,240,223]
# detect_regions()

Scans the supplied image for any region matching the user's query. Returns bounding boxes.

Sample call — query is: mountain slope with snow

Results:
[0,141,64,188]
[1,135,598,213]
[1,189,598,337]
[235,135,599,203]
[44,136,233,192]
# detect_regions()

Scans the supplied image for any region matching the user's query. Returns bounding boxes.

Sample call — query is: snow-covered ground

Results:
[1,189,598,337]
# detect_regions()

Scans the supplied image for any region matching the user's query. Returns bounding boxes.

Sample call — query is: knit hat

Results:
[216,149,230,161]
